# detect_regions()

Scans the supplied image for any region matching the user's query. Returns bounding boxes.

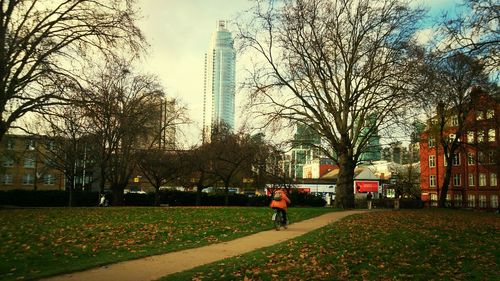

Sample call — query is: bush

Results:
[289,192,326,207]
[371,198,424,209]
[124,192,155,206]
[0,190,99,207]
[0,189,329,207]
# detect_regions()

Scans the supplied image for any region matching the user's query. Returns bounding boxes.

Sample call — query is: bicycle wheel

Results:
[274,211,282,231]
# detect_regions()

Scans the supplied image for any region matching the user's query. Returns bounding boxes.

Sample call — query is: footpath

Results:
[42,210,367,281]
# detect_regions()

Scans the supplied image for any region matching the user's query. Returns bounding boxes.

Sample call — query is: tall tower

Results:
[203,20,236,143]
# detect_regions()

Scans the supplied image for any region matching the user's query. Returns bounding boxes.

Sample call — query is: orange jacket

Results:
[270,190,291,211]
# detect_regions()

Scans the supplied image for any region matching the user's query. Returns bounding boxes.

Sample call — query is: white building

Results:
[203,20,236,142]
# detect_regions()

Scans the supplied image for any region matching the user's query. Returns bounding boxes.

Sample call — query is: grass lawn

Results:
[162,209,500,281]
[0,206,335,281]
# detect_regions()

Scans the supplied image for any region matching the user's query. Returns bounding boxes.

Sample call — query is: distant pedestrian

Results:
[99,193,109,207]
[366,192,373,210]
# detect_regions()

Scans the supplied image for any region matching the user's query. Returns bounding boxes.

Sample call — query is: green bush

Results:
[289,192,326,207]
[0,189,328,207]
[0,190,98,207]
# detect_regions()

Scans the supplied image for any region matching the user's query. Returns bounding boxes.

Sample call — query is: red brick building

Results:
[420,89,499,209]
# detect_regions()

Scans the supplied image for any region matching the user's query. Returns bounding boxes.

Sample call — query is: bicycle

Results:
[272,208,288,231]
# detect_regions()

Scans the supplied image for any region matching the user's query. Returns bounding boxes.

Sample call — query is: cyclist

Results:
[270,188,291,229]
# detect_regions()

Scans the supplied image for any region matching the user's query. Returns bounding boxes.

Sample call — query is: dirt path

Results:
[43,210,367,281]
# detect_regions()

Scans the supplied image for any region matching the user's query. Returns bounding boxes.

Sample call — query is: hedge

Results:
[0,189,326,207]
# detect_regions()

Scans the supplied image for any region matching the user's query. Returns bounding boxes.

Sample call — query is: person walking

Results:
[366,192,373,210]
[270,188,291,230]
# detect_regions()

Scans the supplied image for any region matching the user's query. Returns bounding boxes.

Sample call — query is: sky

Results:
[136,0,253,143]
[136,0,460,144]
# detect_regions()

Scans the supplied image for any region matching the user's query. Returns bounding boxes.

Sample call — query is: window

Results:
[431,193,438,207]
[491,173,497,187]
[430,175,436,187]
[468,173,475,187]
[26,139,35,150]
[451,115,459,126]
[488,129,496,142]
[479,195,487,208]
[467,194,475,207]
[428,137,435,148]
[6,139,15,150]
[454,194,462,206]
[467,131,474,143]
[1,174,13,184]
[2,157,14,167]
[467,153,475,165]
[476,111,484,121]
[491,195,499,208]
[24,157,35,168]
[46,140,56,151]
[22,174,34,185]
[448,134,456,142]
[445,154,460,166]
[477,131,484,143]
[489,151,496,164]
[479,173,487,186]
[478,151,486,163]
[486,109,494,119]
[453,174,461,187]
[429,155,436,167]
[44,174,55,185]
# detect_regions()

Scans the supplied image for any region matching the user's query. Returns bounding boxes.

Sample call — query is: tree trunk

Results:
[68,187,73,207]
[111,185,125,206]
[99,166,106,194]
[65,177,76,207]
[154,186,161,206]
[224,185,229,206]
[0,121,8,143]
[196,185,203,206]
[334,153,356,209]
[438,158,453,208]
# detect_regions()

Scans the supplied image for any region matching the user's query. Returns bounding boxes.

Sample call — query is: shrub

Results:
[0,189,329,207]
[0,190,99,207]
[289,192,326,207]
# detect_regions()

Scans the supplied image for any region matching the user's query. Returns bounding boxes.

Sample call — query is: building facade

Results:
[303,158,337,179]
[0,134,65,191]
[359,115,382,162]
[203,20,236,142]
[289,124,321,179]
[420,90,499,209]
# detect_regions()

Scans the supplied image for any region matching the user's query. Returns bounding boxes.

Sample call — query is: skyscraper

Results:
[203,20,236,142]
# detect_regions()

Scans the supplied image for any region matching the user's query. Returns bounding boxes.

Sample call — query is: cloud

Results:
[414,28,435,45]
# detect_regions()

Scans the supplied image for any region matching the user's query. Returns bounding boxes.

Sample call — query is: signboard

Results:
[354,180,379,193]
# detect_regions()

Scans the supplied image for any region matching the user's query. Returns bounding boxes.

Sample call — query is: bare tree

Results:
[137,149,188,206]
[441,0,499,73]
[417,51,495,207]
[83,59,165,205]
[237,0,425,208]
[0,0,145,141]
[391,163,420,200]
[35,106,96,206]
[210,124,261,205]
[183,143,218,206]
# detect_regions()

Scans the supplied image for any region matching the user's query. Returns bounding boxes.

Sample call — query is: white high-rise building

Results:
[203,20,236,142]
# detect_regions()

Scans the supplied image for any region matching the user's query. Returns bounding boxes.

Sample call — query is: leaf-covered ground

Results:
[163,209,500,281]
[0,207,335,281]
